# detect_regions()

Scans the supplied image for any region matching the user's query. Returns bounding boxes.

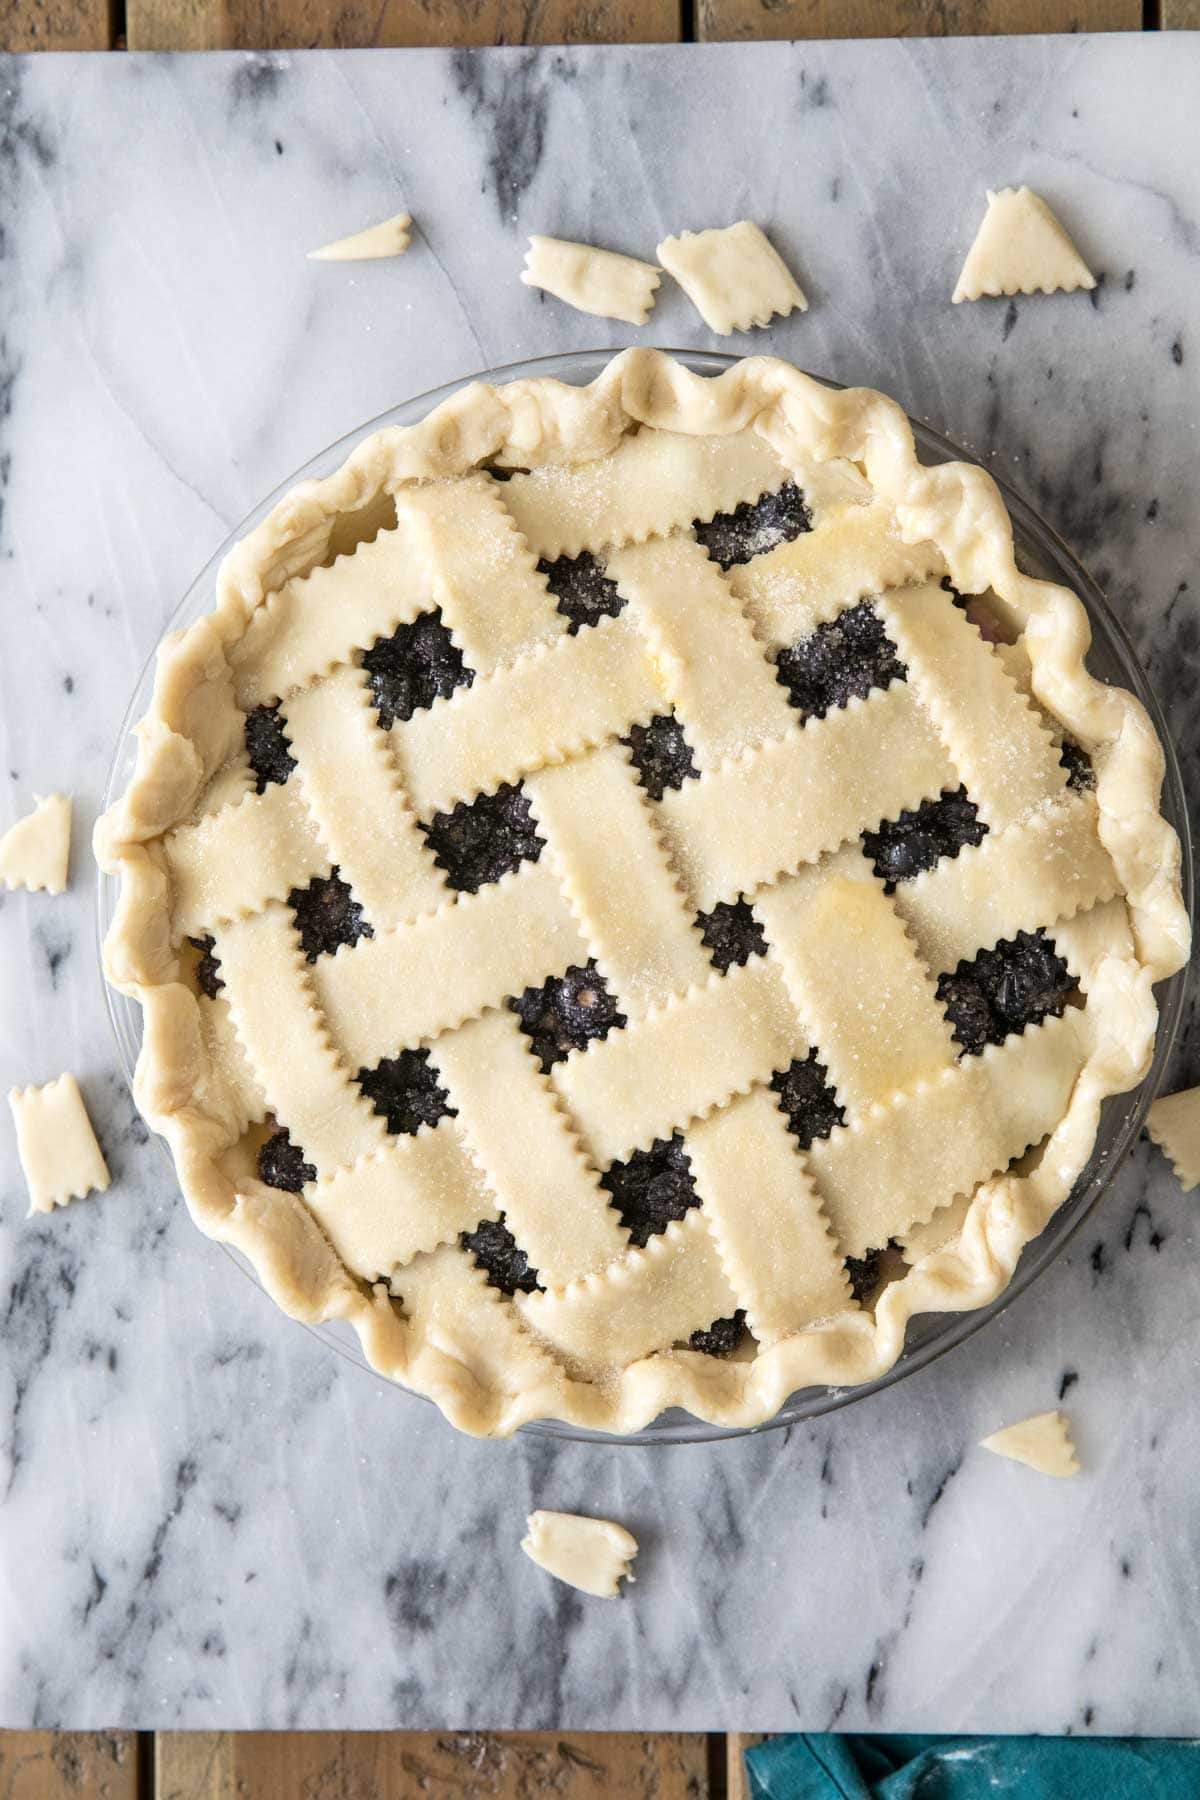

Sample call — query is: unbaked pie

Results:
[96,350,1189,1437]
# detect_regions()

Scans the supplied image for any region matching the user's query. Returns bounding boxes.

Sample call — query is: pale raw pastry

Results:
[980,1410,1080,1478]
[521,1510,638,1598]
[0,793,71,895]
[8,1074,111,1214]
[953,187,1095,304]
[94,349,1188,1438]
[656,222,808,335]
[1146,1086,1200,1193]
[522,236,660,327]
[308,211,412,262]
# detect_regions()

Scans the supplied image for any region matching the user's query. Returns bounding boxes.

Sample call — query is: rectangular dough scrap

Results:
[522,236,660,326]
[8,1074,111,1213]
[657,221,808,335]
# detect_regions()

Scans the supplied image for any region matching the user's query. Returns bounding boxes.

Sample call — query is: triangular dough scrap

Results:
[0,792,71,895]
[308,211,412,262]
[1147,1085,1200,1194]
[980,1409,1079,1478]
[8,1073,111,1214]
[953,186,1095,304]
[522,236,661,327]
[657,221,808,336]
[521,1509,638,1598]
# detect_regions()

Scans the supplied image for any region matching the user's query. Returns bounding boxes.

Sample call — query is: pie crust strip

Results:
[522,235,661,327]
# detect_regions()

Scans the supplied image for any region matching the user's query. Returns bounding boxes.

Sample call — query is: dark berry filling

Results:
[846,1249,883,1306]
[1059,737,1096,792]
[694,482,812,570]
[602,1134,700,1247]
[771,1052,845,1150]
[245,703,297,792]
[422,781,544,894]
[689,1311,748,1357]
[621,713,700,801]
[188,934,224,999]
[362,609,474,730]
[696,898,768,972]
[774,601,907,721]
[461,1217,542,1296]
[538,551,626,634]
[862,787,988,890]
[510,962,626,1073]
[288,868,373,962]
[257,1128,316,1192]
[937,928,1078,1057]
[358,1047,455,1136]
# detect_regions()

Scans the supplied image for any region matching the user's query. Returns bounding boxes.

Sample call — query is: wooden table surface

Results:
[1,0,1194,1784]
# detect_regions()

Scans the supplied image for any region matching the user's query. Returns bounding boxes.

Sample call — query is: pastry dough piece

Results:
[0,793,71,895]
[521,1510,638,1598]
[522,236,660,326]
[1147,1086,1200,1193]
[308,211,412,262]
[8,1074,111,1214]
[952,187,1095,304]
[980,1410,1079,1477]
[656,222,808,335]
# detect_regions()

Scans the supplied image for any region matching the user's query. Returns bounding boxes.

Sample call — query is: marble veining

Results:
[0,37,1198,1731]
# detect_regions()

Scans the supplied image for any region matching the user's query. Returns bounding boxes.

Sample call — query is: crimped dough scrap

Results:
[521,1510,638,1598]
[1147,1086,1200,1193]
[308,211,412,261]
[953,187,1095,303]
[980,1409,1080,1477]
[522,236,661,326]
[8,1074,111,1213]
[0,793,71,895]
[657,222,808,334]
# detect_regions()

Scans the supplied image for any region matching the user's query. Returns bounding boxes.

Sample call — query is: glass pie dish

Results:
[97,349,1193,1445]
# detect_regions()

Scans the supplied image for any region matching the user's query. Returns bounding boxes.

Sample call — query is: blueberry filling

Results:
[846,1249,883,1306]
[621,713,700,801]
[694,482,812,570]
[362,608,474,730]
[510,962,626,1072]
[771,1052,845,1150]
[461,1217,543,1296]
[422,781,544,894]
[774,601,907,721]
[862,787,988,890]
[937,928,1078,1056]
[288,869,373,962]
[358,1047,455,1136]
[188,934,224,999]
[689,1311,748,1357]
[245,702,297,792]
[1059,736,1096,792]
[257,1128,316,1192]
[602,1134,700,1247]
[696,898,768,972]
[538,551,626,634]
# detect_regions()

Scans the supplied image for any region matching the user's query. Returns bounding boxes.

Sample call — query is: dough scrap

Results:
[521,1509,638,1598]
[656,221,808,335]
[0,793,71,895]
[8,1074,111,1214]
[979,1409,1079,1478]
[953,186,1095,304]
[1147,1085,1200,1193]
[522,236,660,326]
[308,211,412,262]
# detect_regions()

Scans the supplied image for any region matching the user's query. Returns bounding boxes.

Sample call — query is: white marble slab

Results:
[0,36,1197,1732]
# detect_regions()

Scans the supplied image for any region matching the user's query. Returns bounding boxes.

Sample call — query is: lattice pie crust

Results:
[95,350,1188,1437]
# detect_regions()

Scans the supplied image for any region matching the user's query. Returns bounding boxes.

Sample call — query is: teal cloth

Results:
[744,1734,1200,1799]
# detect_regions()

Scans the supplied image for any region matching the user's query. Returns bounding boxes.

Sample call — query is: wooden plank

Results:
[0,1732,140,1800]
[727,1733,766,1800]
[0,0,111,49]
[699,0,1139,40]
[157,1731,711,1799]
[1163,0,1199,23]
[126,0,678,52]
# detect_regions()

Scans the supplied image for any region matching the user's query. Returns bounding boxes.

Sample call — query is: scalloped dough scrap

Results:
[656,222,808,335]
[980,1409,1079,1477]
[8,1074,111,1214]
[308,211,412,262]
[521,1510,638,1598]
[522,236,660,326]
[1147,1086,1200,1193]
[953,187,1095,304]
[0,793,71,895]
